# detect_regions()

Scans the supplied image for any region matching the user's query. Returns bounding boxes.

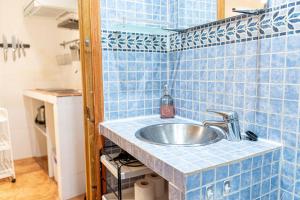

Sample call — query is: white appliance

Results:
[23,0,77,18]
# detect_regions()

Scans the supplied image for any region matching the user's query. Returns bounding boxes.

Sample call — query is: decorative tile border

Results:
[169,1,300,51]
[100,1,300,53]
[101,30,168,53]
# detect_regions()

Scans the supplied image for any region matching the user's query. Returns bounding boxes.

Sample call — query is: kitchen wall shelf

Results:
[0,108,16,182]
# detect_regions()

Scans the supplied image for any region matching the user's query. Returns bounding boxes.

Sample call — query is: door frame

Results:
[78,0,104,199]
[218,0,225,20]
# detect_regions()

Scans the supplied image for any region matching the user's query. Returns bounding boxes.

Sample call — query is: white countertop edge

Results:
[100,115,202,125]
[23,90,58,104]
[23,90,82,104]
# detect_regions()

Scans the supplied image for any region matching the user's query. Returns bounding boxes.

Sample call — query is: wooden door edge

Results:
[78,0,104,199]
[217,0,225,20]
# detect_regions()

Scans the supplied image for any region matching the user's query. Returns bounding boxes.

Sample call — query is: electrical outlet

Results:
[206,185,214,200]
[224,180,231,196]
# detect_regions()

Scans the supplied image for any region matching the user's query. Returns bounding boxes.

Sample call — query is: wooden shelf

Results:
[101,154,152,180]
[34,124,47,137]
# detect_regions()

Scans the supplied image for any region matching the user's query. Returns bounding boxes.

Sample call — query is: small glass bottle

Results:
[160,84,175,118]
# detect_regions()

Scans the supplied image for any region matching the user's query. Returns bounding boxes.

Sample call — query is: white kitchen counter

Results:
[23,89,85,200]
[23,89,81,104]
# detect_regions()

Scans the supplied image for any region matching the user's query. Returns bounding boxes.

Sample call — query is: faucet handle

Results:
[206,109,238,121]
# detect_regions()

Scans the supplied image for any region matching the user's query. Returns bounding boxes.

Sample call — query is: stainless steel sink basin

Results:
[135,123,224,146]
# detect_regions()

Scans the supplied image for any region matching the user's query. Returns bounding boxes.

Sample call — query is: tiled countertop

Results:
[99,116,281,190]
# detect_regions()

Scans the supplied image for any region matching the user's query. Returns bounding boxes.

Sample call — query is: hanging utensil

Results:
[69,44,80,61]
[12,36,16,61]
[21,42,26,57]
[2,35,8,62]
[17,39,21,58]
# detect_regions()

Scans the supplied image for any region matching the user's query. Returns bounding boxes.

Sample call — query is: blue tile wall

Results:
[169,1,300,51]
[169,1,300,199]
[103,50,167,120]
[100,0,168,30]
[168,0,217,29]
[101,0,300,198]
[101,0,168,120]
[185,149,281,200]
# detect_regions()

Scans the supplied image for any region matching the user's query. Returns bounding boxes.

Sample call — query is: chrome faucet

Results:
[203,109,242,141]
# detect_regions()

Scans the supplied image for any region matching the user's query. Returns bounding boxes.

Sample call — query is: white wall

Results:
[0,0,81,159]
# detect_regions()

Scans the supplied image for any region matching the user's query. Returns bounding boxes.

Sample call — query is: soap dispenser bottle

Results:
[160,84,175,118]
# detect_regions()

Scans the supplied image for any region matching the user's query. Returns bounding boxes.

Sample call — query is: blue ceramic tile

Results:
[263,152,273,165]
[270,85,283,99]
[273,149,281,162]
[283,131,297,147]
[280,176,294,193]
[271,176,279,190]
[215,181,224,198]
[268,114,282,129]
[186,189,201,200]
[252,168,262,184]
[202,169,215,185]
[270,69,284,83]
[297,182,300,196]
[216,165,228,180]
[261,179,270,195]
[260,39,271,54]
[272,36,286,52]
[281,190,293,200]
[271,53,286,68]
[284,85,299,100]
[241,172,251,189]
[256,112,268,126]
[283,147,296,162]
[287,34,300,51]
[286,52,300,68]
[231,176,240,191]
[283,116,298,132]
[227,192,239,200]
[240,187,250,200]
[272,162,280,176]
[229,163,241,176]
[285,69,300,84]
[262,165,272,179]
[269,99,282,113]
[251,183,261,199]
